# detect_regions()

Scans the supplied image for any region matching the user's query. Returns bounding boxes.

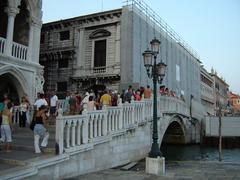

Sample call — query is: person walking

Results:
[0,102,13,152]
[33,105,49,153]
[19,96,29,127]
[50,91,58,118]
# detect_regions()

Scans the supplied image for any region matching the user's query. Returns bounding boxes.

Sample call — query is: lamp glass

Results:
[157,62,167,77]
[150,38,161,54]
[143,50,153,67]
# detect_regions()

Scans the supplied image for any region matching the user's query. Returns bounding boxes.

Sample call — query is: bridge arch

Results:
[161,115,187,145]
[0,65,28,104]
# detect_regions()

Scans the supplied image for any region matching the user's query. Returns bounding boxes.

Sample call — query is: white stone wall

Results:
[205,116,240,137]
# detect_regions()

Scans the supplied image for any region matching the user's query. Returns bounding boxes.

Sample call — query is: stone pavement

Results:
[67,160,240,180]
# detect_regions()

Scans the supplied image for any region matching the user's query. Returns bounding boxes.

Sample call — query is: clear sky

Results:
[42,0,240,94]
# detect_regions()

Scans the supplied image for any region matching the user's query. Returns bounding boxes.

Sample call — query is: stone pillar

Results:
[76,28,85,67]
[27,20,34,62]
[146,157,165,175]
[4,7,19,56]
[31,21,42,63]
[115,23,120,63]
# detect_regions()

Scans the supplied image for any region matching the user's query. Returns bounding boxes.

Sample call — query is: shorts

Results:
[50,106,56,114]
[0,125,12,143]
[34,124,47,137]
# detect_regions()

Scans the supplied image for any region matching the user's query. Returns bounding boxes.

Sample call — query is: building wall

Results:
[210,71,229,115]
[200,66,215,115]
[121,6,201,105]
[40,10,122,94]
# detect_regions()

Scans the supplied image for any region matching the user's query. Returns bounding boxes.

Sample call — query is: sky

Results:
[42,0,240,94]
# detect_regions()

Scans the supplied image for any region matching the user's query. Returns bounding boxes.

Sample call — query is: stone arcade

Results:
[0,0,44,104]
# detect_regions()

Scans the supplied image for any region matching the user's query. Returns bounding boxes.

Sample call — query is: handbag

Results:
[30,118,36,131]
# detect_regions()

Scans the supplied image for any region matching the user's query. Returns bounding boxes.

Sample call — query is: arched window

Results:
[13,0,30,46]
[0,0,8,38]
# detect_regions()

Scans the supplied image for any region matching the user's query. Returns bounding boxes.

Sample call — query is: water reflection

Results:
[161,144,240,162]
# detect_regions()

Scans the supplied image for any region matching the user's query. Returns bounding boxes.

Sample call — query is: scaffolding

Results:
[122,0,200,60]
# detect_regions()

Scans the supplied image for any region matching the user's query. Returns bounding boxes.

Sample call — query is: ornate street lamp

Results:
[143,37,167,158]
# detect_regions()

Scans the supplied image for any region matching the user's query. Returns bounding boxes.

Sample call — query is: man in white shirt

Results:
[50,91,58,118]
[34,93,48,110]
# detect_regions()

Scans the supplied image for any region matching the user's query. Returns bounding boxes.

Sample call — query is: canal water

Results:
[161,145,240,162]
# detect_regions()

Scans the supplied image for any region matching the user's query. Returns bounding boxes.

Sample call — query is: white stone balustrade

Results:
[55,96,190,154]
[12,41,28,60]
[0,37,5,53]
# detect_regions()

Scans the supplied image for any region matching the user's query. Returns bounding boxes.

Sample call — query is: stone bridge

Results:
[1,96,202,179]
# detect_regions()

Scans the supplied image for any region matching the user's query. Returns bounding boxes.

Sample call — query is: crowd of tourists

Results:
[0,84,185,153]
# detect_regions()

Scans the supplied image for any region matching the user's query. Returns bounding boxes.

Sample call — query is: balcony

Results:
[0,37,28,60]
[91,66,106,74]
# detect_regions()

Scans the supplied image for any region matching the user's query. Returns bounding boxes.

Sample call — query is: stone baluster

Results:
[102,105,108,136]
[94,117,98,137]
[113,112,116,131]
[82,104,89,144]
[89,118,93,138]
[71,121,76,147]
[65,122,70,148]
[118,99,123,129]
[98,116,102,136]
[131,97,135,125]
[77,119,82,145]
[55,108,64,154]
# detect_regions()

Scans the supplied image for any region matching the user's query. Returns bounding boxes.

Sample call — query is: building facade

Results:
[210,68,229,115]
[229,92,240,114]
[0,0,43,104]
[40,3,202,108]
[200,66,214,115]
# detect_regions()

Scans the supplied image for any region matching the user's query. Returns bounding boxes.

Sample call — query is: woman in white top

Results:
[19,96,29,127]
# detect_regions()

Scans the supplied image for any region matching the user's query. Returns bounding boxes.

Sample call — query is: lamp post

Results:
[143,38,167,158]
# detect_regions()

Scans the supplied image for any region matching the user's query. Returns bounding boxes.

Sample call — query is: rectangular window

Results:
[58,58,68,68]
[59,30,70,41]
[176,65,180,81]
[57,82,67,92]
[94,40,106,67]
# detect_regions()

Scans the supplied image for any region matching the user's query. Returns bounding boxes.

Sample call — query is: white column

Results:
[27,22,34,62]
[4,7,19,56]
[31,23,42,63]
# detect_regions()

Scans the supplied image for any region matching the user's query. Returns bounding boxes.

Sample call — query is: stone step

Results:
[0,149,56,176]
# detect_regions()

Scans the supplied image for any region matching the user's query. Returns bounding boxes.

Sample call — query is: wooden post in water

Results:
[218,105,222,162]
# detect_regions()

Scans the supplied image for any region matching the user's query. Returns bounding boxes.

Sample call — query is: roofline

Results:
[43,8,122,26]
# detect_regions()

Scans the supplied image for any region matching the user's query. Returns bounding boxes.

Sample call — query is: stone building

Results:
[0,0,43,104]
[40,2,202,106]
[229,92,240,114]
[210,68,229,115]
[200,66,214,115]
